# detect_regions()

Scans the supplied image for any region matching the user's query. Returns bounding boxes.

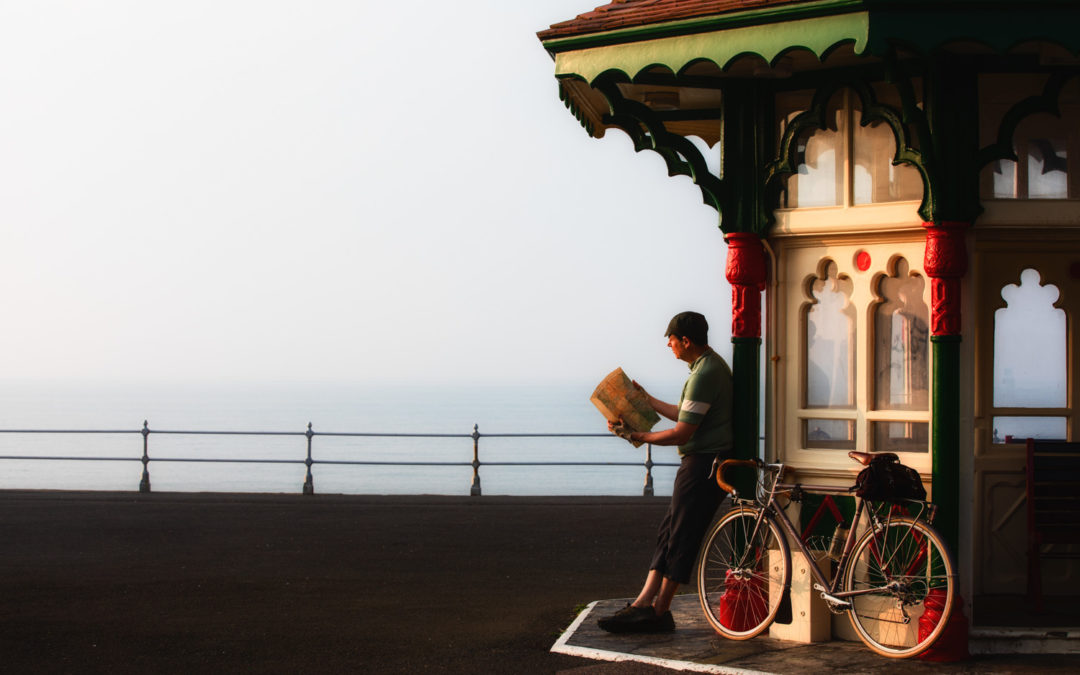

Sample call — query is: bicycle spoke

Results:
[697,508,790,640]
[843,515,954,658]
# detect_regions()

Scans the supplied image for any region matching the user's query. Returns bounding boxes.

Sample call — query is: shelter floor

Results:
[555,595,1080,673]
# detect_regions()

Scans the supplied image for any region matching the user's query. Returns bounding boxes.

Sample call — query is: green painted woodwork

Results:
[931,335,961,555]
[718,81,773,235]
[592,75,726,217]
[731,337,761,496]
[863,6,1080,58]
[922,57,983,226]
[551,13,870,85]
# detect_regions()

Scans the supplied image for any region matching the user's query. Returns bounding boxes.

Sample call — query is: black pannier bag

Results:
[854,452,927,502]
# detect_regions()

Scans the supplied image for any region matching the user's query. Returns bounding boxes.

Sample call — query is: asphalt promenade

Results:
[0,491,674,674]
[1,491,1077,674]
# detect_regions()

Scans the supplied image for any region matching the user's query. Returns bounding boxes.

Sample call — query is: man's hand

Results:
[608,418,635,442]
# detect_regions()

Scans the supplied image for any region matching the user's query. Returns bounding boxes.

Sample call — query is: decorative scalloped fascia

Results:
[554,13,869,85]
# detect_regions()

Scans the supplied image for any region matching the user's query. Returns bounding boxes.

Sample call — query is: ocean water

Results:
[0,380,681,496]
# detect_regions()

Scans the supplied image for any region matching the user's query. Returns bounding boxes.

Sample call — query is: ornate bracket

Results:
[593,75,725,215]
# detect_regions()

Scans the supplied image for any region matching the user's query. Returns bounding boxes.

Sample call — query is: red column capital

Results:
[725,232,767,339]
[922,221,970,337]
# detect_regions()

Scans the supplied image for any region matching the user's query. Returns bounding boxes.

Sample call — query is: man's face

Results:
[667,334,691,361]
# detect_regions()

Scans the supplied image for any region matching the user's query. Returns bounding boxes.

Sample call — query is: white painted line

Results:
[551,601,776,675]
[551,600,598,653]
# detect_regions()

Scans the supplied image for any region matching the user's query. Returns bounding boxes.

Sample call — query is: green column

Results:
[732,336,761,496]
[932,335,961,552]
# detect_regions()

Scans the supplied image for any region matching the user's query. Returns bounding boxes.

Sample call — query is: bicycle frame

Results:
[738,462,936,606]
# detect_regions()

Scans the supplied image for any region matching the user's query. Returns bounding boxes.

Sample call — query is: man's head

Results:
[665,311,709,362]
[665,311,708,346]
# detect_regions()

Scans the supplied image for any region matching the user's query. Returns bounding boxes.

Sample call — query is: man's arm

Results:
[633,380,678,421]
[630,422,698,447]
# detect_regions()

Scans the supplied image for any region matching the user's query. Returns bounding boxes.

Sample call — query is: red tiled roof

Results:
[538,0,817,42]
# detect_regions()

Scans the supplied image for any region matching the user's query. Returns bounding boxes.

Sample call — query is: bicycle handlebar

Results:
[715,458,760,496]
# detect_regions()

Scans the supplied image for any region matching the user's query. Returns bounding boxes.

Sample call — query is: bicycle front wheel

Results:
[697,506,790,639]
[843,515,955,658]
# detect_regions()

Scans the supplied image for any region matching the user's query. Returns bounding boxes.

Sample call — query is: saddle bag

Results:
[854,452,927,502]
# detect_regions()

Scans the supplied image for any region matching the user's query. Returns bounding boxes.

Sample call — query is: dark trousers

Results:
[649,452,724,585]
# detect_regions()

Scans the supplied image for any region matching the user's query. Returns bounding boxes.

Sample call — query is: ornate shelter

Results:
[539,0,1080,635]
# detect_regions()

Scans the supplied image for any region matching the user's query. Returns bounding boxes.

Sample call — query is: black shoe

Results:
[597,604,676,633]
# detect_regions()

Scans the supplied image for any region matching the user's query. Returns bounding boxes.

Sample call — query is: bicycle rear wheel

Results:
[843,515,955,658]
[696,506,790,639]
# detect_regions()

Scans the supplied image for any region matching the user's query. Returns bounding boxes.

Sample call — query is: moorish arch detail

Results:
[977,71,1080,172]
[765,77,932,221]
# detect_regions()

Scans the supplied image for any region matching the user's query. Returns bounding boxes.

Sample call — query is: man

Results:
[599,311,733,633]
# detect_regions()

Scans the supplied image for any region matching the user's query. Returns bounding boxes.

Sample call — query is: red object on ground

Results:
[718,569,767,632]
[918,589,970,661]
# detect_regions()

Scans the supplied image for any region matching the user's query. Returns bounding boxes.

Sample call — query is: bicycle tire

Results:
[697,506,791,639]
[842,514,955,658]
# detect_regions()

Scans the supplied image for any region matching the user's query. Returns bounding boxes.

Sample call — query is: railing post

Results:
[139,420,151,493]
[303,422,315,495]
[643,443,654,497]
[470,424,482,496]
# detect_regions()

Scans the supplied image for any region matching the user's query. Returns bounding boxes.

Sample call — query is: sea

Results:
[0,380,682,497]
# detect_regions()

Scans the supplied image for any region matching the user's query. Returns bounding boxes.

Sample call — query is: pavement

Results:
[0,490,1077,674]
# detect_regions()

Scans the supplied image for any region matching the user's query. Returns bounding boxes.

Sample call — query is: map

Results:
[590,367,660,448]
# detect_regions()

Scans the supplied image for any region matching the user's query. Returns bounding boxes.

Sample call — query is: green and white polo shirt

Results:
[677,348,734,457]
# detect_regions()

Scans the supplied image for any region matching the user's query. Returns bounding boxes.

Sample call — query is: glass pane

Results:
[874,258,929,410]
[872,421,928,454]
[804,418,856,450]
[990,159,1017,199]
[991,417,1067,444]
[853,119,923,204]
[806,261,855,408]
[1027,138,1068,199]
[788,108,843,208]
[994,269,1067,408]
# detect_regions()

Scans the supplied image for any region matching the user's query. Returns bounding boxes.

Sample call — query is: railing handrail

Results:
[0,423,674,497]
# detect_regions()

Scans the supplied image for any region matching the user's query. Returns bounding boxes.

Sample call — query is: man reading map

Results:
[594,311,734,634]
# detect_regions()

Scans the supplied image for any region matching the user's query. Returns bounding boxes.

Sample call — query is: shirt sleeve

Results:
[678,366,724,425]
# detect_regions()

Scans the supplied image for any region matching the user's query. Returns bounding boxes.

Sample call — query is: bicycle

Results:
[695,452,956,658]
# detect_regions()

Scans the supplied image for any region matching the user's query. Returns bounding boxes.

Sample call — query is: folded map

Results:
[590,367,660,448]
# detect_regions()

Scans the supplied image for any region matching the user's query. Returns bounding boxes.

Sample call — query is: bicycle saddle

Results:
[847,451,899,466]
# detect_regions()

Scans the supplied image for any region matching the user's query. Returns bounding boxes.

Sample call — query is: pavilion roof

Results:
[537,0,806,42]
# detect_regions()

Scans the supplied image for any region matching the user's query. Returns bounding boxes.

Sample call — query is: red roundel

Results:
[855,250,871,272]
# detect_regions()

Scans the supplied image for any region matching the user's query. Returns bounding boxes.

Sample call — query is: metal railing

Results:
[0,422,675,496]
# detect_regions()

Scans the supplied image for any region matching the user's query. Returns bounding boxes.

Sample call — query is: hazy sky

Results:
[0,1,731,388]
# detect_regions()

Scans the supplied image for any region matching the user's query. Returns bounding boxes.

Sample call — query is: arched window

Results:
[777,88,923,209]
[804,260,856,449]
[872,257,929,452]
[992,268,1068,442]
[873,257,929,411]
